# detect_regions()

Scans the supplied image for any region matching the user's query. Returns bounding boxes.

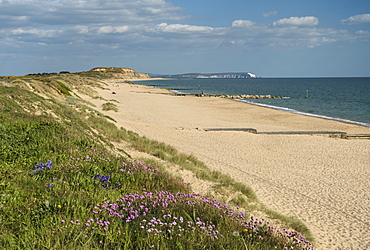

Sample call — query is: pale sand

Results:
[86,79,370,250]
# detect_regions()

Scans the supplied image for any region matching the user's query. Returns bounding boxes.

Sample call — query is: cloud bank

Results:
[0,0,358,51]
[0,0,369,75]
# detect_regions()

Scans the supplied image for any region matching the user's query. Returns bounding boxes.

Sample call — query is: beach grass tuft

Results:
[102,102,119,112]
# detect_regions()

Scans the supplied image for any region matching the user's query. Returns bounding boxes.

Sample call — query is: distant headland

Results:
[149,72,258,79]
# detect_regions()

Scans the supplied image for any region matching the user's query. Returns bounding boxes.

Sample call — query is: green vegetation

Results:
[102,102,119,112]
[55,80,72,96]
[0,74,314,249]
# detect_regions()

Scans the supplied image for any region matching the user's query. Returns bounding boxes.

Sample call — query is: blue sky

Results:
[1,0,369,77]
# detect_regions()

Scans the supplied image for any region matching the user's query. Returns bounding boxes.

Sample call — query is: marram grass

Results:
[102,102,119,112]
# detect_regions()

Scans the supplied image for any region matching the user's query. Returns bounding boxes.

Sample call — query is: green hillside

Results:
[0,71,313,249]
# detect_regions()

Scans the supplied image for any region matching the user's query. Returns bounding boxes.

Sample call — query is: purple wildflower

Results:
[99,175,110,183]
[45,160,52,170]
[33,160,53,174]
[36,162,45,169]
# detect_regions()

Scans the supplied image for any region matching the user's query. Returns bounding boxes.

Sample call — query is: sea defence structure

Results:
[174,93,283,99]
[203,128,370,139]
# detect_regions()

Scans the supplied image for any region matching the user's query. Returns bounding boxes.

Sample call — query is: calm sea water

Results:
[133,78,370,127]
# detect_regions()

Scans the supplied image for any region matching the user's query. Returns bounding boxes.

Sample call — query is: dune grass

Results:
[0,80,314,249]
[102,102,119,112]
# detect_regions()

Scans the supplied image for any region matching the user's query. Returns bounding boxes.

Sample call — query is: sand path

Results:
[87,80,369,250]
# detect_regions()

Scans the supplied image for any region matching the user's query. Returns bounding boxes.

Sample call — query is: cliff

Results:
[0,66,151,100]
[87,67,151,79]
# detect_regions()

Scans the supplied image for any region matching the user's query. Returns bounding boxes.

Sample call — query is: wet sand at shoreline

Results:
[86,80,370,249]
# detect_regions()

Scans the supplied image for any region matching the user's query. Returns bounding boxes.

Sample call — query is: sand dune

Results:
[86,80,370,250]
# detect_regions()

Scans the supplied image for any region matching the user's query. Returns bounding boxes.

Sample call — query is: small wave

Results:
[149,86,189,95]
[170,89,190,95]
[236,99,370,128]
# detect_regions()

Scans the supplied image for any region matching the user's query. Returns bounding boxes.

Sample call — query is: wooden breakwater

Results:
[174,93,283,99]
[204,128,370,139]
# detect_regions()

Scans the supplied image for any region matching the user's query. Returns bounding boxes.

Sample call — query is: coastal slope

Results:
[86,79,370,250]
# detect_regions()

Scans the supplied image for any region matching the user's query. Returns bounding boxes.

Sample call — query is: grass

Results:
[0,75,314,249]
[102,102,119,112]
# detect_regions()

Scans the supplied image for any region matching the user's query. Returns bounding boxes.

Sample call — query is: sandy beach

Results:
[86,79,369,250]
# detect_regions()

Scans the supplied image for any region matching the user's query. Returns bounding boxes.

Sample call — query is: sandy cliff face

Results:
[90,67,150,79]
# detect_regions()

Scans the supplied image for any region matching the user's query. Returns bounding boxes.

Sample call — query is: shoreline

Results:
[132,78,370,128]
[236,99,370,129]
[86,80,370,249]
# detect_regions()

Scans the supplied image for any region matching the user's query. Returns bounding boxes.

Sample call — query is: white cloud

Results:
[97,26,130,34]
[263,11,277,18]
[156,23,215,33]
[11,28,60,37]
[74,26,89,34]
[273,16,319,26]
[342,14,370,25]
[232,20,256,28]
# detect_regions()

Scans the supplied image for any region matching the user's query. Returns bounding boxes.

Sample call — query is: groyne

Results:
[174,93,283,99]
[204,128,370,139]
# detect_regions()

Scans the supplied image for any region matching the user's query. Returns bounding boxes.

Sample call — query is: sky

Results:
[1,0,370,77]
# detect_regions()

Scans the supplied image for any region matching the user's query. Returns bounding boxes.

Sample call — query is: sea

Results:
[133,77,370,127]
